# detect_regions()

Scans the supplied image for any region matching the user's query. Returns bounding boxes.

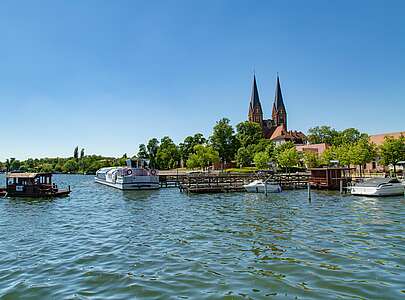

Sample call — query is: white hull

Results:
[350,185,404,196]
[95,178,160,190]
[244,180,282,193]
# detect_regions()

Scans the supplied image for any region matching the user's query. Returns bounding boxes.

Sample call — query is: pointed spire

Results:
[274,75,285,111]
[250,75,261,109]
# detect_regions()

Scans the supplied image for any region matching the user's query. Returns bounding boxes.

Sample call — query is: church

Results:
[248,75,306,145]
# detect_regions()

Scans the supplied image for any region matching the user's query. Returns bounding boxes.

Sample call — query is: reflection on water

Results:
[0,174,404,299]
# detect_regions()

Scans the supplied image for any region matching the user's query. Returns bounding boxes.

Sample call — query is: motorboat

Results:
[243,179,282,193]
[95,159,159,190]
[350,177,405,196]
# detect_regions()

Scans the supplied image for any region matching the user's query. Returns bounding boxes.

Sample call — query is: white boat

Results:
[95,159,159,190]
[350,177,405,196]
[243,180,282,193]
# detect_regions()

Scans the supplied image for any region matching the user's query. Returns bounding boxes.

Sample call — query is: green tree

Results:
[236,147,252,167]
[63,159,78,173]
[253,151,270,169]
[186,145,219,170]
[236,121,263,148]
[379,136,405,174]
[80,148,85,159]
[156,136,180,170]
[303,151,321,168]
[210,118,238,168]
[74,146,79,160]
[147,138,160,168]
[307,126,339,145]
[274,141,295,157]
[334,128,368,146]
[253,139,275,159]
[179,133,207,164]
[137,144,148,159]
[9,158,20,171]
[276,147,300,173]
[349,139,376,176]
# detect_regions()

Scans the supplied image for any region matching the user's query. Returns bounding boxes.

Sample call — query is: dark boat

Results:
[0,173,71,198]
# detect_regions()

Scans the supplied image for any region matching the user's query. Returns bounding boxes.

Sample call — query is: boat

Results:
[349,177,405,196]
[95,159,159,190]
[243,179,282,193]
[0,172,71,198]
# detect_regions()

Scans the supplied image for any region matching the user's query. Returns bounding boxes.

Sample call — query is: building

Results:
[296,143,329,156]
[248,75,306,145]
[365,131,405,172]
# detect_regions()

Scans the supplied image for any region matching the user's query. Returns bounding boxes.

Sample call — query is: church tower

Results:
[248,75,263,124]
[271,75,287,130]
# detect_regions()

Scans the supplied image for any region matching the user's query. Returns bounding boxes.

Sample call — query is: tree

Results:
[236,121,263,148]
[179,133,207,164]
[253,139,275,158]
[274,141,295,157]
[303,151,321,168]
[379,136,405,174]
[63,159,78,173]
[254,151,270,169]
[186,145,219,170]
[80,148,85,159]
[236,147,252,167]
[210,118,238,167]
[320,147,337,166]
[74,146,79,160]
[147,138,160,168]
[349,139,376,176]
[137,144,148,159]
[276,148,300,173]
[334,128,368,146]
[307,126,339,145]
[156,136,180,170]
[9,158,20,171]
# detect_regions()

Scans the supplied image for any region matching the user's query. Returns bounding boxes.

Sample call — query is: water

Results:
[0,174,404,299]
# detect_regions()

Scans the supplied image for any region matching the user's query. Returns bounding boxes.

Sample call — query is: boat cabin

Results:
[309,167,353,190]
[1,173,70,197]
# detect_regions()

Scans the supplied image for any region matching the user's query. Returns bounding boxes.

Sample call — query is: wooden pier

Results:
[176,173,310,194]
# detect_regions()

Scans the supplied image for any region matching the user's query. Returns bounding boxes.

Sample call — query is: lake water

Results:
[0,174,404,299]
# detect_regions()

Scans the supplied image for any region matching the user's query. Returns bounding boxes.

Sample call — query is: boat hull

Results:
[350,185,405,196]
[244,183,282,193]
[95,178,160,190]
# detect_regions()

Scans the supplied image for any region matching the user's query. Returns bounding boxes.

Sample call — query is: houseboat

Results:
[0,173,71,198]
[95,159,159,190]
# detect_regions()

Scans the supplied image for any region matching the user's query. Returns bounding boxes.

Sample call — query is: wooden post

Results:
[307,182,311,202]
[340,179,343,194]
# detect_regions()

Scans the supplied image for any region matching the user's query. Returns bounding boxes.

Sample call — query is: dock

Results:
[176,173,310,194]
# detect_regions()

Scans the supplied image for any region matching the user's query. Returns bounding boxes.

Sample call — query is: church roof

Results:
[250,75,262,110]
[274,76,285,111]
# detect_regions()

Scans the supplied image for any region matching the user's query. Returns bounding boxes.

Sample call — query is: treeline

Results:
[135,118,298,171]
[1,122,404,174]
[307,126,405,174]
[0,147,129,174]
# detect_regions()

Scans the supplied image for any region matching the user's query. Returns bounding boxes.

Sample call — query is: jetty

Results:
[177,173,309,194]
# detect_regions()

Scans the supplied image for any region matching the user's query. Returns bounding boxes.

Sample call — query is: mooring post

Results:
[340,179,343,194]
[307,182,311,202]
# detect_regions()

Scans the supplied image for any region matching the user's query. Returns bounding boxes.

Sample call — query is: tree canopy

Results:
[210,118,238,165]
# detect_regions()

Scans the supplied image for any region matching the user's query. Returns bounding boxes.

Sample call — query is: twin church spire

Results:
[248,74,287,131]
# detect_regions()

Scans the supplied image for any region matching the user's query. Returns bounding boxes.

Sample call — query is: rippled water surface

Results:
[0,174,404,299]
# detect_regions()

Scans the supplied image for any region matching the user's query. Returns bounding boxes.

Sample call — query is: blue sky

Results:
[0,0,404,160]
